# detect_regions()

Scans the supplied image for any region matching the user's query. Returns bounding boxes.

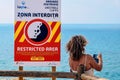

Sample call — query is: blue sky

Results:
[0,0,120,24]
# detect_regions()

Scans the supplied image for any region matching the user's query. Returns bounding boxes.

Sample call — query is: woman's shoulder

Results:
[85,54,92,57]
[85,54,93,59]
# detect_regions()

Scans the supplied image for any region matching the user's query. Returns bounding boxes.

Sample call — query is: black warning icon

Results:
[25,19,51,46]
[30,22,48,42]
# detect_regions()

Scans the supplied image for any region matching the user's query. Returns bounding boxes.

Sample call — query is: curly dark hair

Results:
[66,35,88,61]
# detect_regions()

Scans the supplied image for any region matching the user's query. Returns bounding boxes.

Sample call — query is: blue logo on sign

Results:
[17,1,28,9]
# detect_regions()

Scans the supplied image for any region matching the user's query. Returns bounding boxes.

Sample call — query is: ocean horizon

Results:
[0,24,120,80]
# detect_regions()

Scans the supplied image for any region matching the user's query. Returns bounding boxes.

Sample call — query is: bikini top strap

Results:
[84,54,87,71]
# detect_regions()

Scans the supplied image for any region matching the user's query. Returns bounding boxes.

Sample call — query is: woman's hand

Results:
[97,53,102,60]
[97,53,103,68]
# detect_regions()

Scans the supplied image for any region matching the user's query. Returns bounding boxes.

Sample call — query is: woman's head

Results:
[66,35,88,61]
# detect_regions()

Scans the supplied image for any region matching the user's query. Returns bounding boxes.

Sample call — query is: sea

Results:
[0,24,120,80]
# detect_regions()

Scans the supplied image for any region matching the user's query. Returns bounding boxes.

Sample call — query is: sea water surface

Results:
[0,24,120,80]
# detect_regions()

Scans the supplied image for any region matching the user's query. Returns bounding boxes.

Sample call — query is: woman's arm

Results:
[88,54,103,71]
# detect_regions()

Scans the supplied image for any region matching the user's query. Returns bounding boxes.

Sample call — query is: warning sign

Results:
[14,0,61,66]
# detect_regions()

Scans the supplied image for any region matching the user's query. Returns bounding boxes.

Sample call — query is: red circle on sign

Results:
[24,19,51,46]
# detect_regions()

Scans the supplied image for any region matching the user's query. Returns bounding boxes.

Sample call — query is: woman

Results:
[66,35,103,76]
